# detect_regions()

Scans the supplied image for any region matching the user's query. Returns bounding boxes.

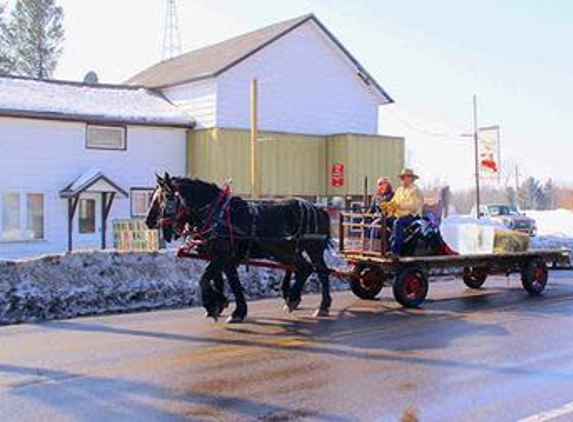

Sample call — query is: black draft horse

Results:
[145,173,333,323]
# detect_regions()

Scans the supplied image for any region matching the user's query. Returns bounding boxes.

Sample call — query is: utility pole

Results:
[162,0,182,60]
[250,79,259,198]
[473,94,481,218]
[515,164,520,190]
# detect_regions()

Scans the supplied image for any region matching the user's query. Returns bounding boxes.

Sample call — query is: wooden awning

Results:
[60,168,128,199]
[60,168,128,252]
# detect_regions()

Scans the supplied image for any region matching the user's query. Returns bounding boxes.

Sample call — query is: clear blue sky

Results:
[20,0,573,190]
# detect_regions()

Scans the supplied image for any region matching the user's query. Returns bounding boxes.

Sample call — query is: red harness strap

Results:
[176,184,235,257]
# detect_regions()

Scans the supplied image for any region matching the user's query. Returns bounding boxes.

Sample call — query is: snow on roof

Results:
[0,76,194,128]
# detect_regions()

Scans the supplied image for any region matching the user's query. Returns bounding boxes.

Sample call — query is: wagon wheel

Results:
[350,264,386,300]
[521,259,548,295]
[393,266,429,308]
[462,267,489,289]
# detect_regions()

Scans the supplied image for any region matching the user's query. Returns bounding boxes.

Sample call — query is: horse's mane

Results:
[174,177,222,197]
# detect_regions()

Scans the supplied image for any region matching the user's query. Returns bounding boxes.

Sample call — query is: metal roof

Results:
[127,14,393,103]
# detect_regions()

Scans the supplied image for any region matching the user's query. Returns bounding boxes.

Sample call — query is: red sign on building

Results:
[331,163,345,187]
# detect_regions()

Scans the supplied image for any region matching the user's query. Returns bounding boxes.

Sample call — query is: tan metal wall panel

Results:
[326,134,405,196]
[188,129,404,197]
[189,128,326,196]
[257,131,326,196]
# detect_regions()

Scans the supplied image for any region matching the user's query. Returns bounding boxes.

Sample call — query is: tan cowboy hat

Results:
[398,168,419,180]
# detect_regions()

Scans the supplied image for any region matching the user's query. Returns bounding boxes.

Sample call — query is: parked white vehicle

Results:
[477,204,537,236]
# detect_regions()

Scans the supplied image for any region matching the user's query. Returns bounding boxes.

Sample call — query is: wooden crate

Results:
[113,219,159,252]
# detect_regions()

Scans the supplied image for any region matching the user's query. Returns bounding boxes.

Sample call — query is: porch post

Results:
[101,192,116,249]
[67,196,79,252]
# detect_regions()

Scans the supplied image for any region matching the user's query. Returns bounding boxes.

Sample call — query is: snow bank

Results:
[0,250,348,325]
[523,210,573,263]
[525,209,573,238]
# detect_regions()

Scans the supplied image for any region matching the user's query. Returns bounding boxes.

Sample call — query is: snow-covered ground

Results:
[0,250,347,325]
[527,209,573,259]
[526,209,573,238]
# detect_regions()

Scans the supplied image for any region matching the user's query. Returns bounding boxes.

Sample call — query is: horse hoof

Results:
[204,312,219,322]
[226,315,245,324]
[284,298,301,313]
[313,308,329,318]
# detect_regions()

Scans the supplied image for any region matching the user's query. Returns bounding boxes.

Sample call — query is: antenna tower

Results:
[162,0,182,60]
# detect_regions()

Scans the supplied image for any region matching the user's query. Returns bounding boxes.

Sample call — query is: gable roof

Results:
[0,75,195,128]
[127,14,393,103]
[60,167,128,198]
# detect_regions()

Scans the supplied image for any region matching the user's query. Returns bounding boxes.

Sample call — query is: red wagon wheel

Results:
[462,267,489,289]
[521,259,548,295]
[393,266,429,308]
[350,264,386,300]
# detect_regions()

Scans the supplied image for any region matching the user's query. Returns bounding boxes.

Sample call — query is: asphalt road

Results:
[2,272,573,422]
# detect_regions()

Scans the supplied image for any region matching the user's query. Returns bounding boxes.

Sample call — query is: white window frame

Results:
[0,191,46,242]
[86,125,127,150]
[130,188,155,218]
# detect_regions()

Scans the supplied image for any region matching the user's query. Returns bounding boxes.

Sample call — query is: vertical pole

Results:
[67,198,73,252]
[338,213,345,253]
[473,94,481,218]
[515,164,520,190]
[250,78,258,198]
[67,196,79,252]
[363,176,369,211]
[101,193,107,249]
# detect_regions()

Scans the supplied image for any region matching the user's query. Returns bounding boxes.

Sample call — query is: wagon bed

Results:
[339,212,572,308]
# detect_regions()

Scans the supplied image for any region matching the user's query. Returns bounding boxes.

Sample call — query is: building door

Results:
[73,194,101,250]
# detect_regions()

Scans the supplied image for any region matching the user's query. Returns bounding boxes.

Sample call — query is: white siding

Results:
[216,20,380,135]
[0,117,186,259]
[162,79,217,128]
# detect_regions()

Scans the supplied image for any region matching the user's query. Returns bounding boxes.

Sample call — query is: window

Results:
[26,194,44,239]
[2,193,20,241]
[78,199,96,234]
[131,188,154,217]
[1,192,45,241]
[86,125,126,150]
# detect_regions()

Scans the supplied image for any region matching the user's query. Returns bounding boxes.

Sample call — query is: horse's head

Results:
[146,173,224,243]
[145,172,183,242]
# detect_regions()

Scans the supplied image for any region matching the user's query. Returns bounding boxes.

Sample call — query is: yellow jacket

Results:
[387,184,424,218]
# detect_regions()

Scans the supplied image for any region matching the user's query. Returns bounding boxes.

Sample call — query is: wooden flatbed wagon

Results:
[178,210,571,310]
[339,212,571,308]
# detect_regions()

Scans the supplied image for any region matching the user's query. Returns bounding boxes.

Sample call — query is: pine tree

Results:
[541,179,557,210]
[505,186,517,206]
[9,0,64,78]
[518,177,543,210]
[0,2,14,75]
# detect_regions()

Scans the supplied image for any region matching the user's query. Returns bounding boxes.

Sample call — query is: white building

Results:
[128,14,393,135]
[0,14,398,259]
[0,77,193,259]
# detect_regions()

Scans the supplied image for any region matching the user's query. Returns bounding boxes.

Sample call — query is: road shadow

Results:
[40,282,573,384]
[0,362,350,422]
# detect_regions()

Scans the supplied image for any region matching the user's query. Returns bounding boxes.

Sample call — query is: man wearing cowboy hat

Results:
[383,168,424,257]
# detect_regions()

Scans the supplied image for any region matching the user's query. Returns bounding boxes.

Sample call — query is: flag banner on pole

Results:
[478,126,500,180]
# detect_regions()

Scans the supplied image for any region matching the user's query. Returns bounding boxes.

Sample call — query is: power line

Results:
[385,107,463,139]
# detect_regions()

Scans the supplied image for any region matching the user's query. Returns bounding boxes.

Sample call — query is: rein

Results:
[166,183,235,250]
